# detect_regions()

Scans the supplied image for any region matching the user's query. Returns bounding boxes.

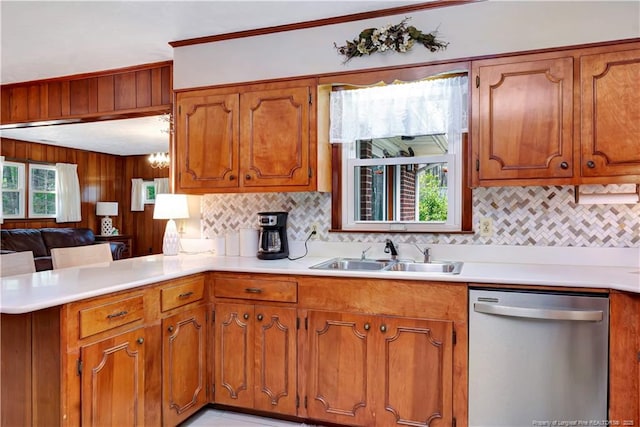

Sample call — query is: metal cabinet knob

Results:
[257,314,264,321]
[137,337,144,344]
[363,323,371,331]
[243,313,250,320]
[229,175,236,181]
[245,174,252,180]
[167,326,174,333]
[380,324,387,333]
[560,162,569,169]
[586,161,596,169]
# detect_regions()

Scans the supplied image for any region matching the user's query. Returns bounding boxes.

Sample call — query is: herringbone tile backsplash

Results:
[201,186,640,247]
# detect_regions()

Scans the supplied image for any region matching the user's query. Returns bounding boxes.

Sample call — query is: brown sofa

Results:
[0,228,126,271]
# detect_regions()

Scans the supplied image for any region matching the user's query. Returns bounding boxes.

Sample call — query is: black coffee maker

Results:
[257,212,289,260]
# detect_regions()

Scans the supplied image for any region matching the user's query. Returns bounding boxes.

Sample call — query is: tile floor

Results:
[181,408,318,427]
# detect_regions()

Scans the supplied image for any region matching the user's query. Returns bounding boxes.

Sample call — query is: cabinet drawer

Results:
[79,295,144,339]
[160,276,205,312]
[214,277,297,302]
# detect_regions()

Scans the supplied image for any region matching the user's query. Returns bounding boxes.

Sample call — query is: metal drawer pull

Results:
[474,302,603,322]
[106,310,128,319]
[178,291,194,299]
[245,288,263,294]
[137,337,144,344]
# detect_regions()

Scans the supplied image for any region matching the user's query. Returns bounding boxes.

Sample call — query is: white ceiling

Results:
[0,0,419,155]
[1,116,171,156]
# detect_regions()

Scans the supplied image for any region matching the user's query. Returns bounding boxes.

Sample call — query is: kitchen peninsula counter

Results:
[2,244,639,314]
[2,244,639,427]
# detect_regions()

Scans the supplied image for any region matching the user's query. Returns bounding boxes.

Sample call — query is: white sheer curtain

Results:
[55,163,81,223]
[330,75,468,144]
[131,178,144,211]
[154,177,169,194]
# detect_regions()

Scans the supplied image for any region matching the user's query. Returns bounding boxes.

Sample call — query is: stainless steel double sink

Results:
[309,257,463,274]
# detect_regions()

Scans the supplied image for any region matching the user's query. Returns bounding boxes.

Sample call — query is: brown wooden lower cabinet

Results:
[162,306,208,426]
[608,291,640,423]
[214,302,298,416]
[3,272,640,427]
[298,276,466,427]
[80,327,147,426]
[0,273,208,427]
[305,310,454,427]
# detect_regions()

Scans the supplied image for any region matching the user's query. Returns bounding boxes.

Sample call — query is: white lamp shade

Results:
[154,194,189,256]
[96,202,118,216]
[153,194,190,220]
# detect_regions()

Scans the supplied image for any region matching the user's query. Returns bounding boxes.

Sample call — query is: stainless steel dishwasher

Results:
[469,289,609,427]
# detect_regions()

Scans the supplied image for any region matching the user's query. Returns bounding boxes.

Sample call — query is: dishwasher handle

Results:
[473,302,603,322]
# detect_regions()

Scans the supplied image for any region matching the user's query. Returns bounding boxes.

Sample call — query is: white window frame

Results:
[28,164,57,218]
[1,161,26,219]
[341,142,463,233]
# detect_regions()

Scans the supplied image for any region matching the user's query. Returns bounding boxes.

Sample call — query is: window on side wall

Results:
[2,161,26,219]
[329,72,471,233]
[1,162,57,219]
[29,164,57,218]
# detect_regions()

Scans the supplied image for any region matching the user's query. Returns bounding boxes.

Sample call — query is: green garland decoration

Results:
[334,18,448,64]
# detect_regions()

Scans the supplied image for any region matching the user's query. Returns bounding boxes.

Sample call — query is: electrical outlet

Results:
[479,217,493,237]
[310,222,319,239]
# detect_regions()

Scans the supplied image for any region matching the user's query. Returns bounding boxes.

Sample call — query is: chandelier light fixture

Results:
[148,152,170,169]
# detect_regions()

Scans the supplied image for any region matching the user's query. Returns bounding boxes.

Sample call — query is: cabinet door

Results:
[176,92,240,190]
[214,303,254,408]
[580,48,640,177]
[306,311,375,427]
[240,86,311,188]
[475,57,574,182]
[374,316,454,427]
[162,306,207,427]
[254,305,297,416]
[80,328,146,427]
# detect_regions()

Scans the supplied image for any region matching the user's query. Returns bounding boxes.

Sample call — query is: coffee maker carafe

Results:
[257,212,289,260]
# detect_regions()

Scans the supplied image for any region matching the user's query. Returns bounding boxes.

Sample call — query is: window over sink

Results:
[328,72,470,233]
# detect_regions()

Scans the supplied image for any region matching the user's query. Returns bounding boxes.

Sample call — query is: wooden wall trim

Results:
[1,61,173,89]
[169,1,477,47]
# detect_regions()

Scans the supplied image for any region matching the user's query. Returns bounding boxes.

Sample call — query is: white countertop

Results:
[2,244,639,314]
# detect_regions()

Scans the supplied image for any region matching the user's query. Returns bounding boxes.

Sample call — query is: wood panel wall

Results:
[1,61,172,126]
[1,138,169,256]
[122,155,169,257]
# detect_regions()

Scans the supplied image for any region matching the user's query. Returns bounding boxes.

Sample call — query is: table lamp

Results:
[96,202,118,236]
[153,194,189,256]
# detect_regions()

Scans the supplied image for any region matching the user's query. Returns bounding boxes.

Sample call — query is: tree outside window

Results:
[29,165,57,217]
[2,161,25,218]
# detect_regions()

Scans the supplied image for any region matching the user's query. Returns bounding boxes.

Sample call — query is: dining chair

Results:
[51,243,113,269]
[0,251,36,277]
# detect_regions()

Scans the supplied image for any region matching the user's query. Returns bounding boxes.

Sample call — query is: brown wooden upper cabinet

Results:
[471,54,574,186]
[175,79,331,194]
[580,48,640,179]
[471,41,640,187]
